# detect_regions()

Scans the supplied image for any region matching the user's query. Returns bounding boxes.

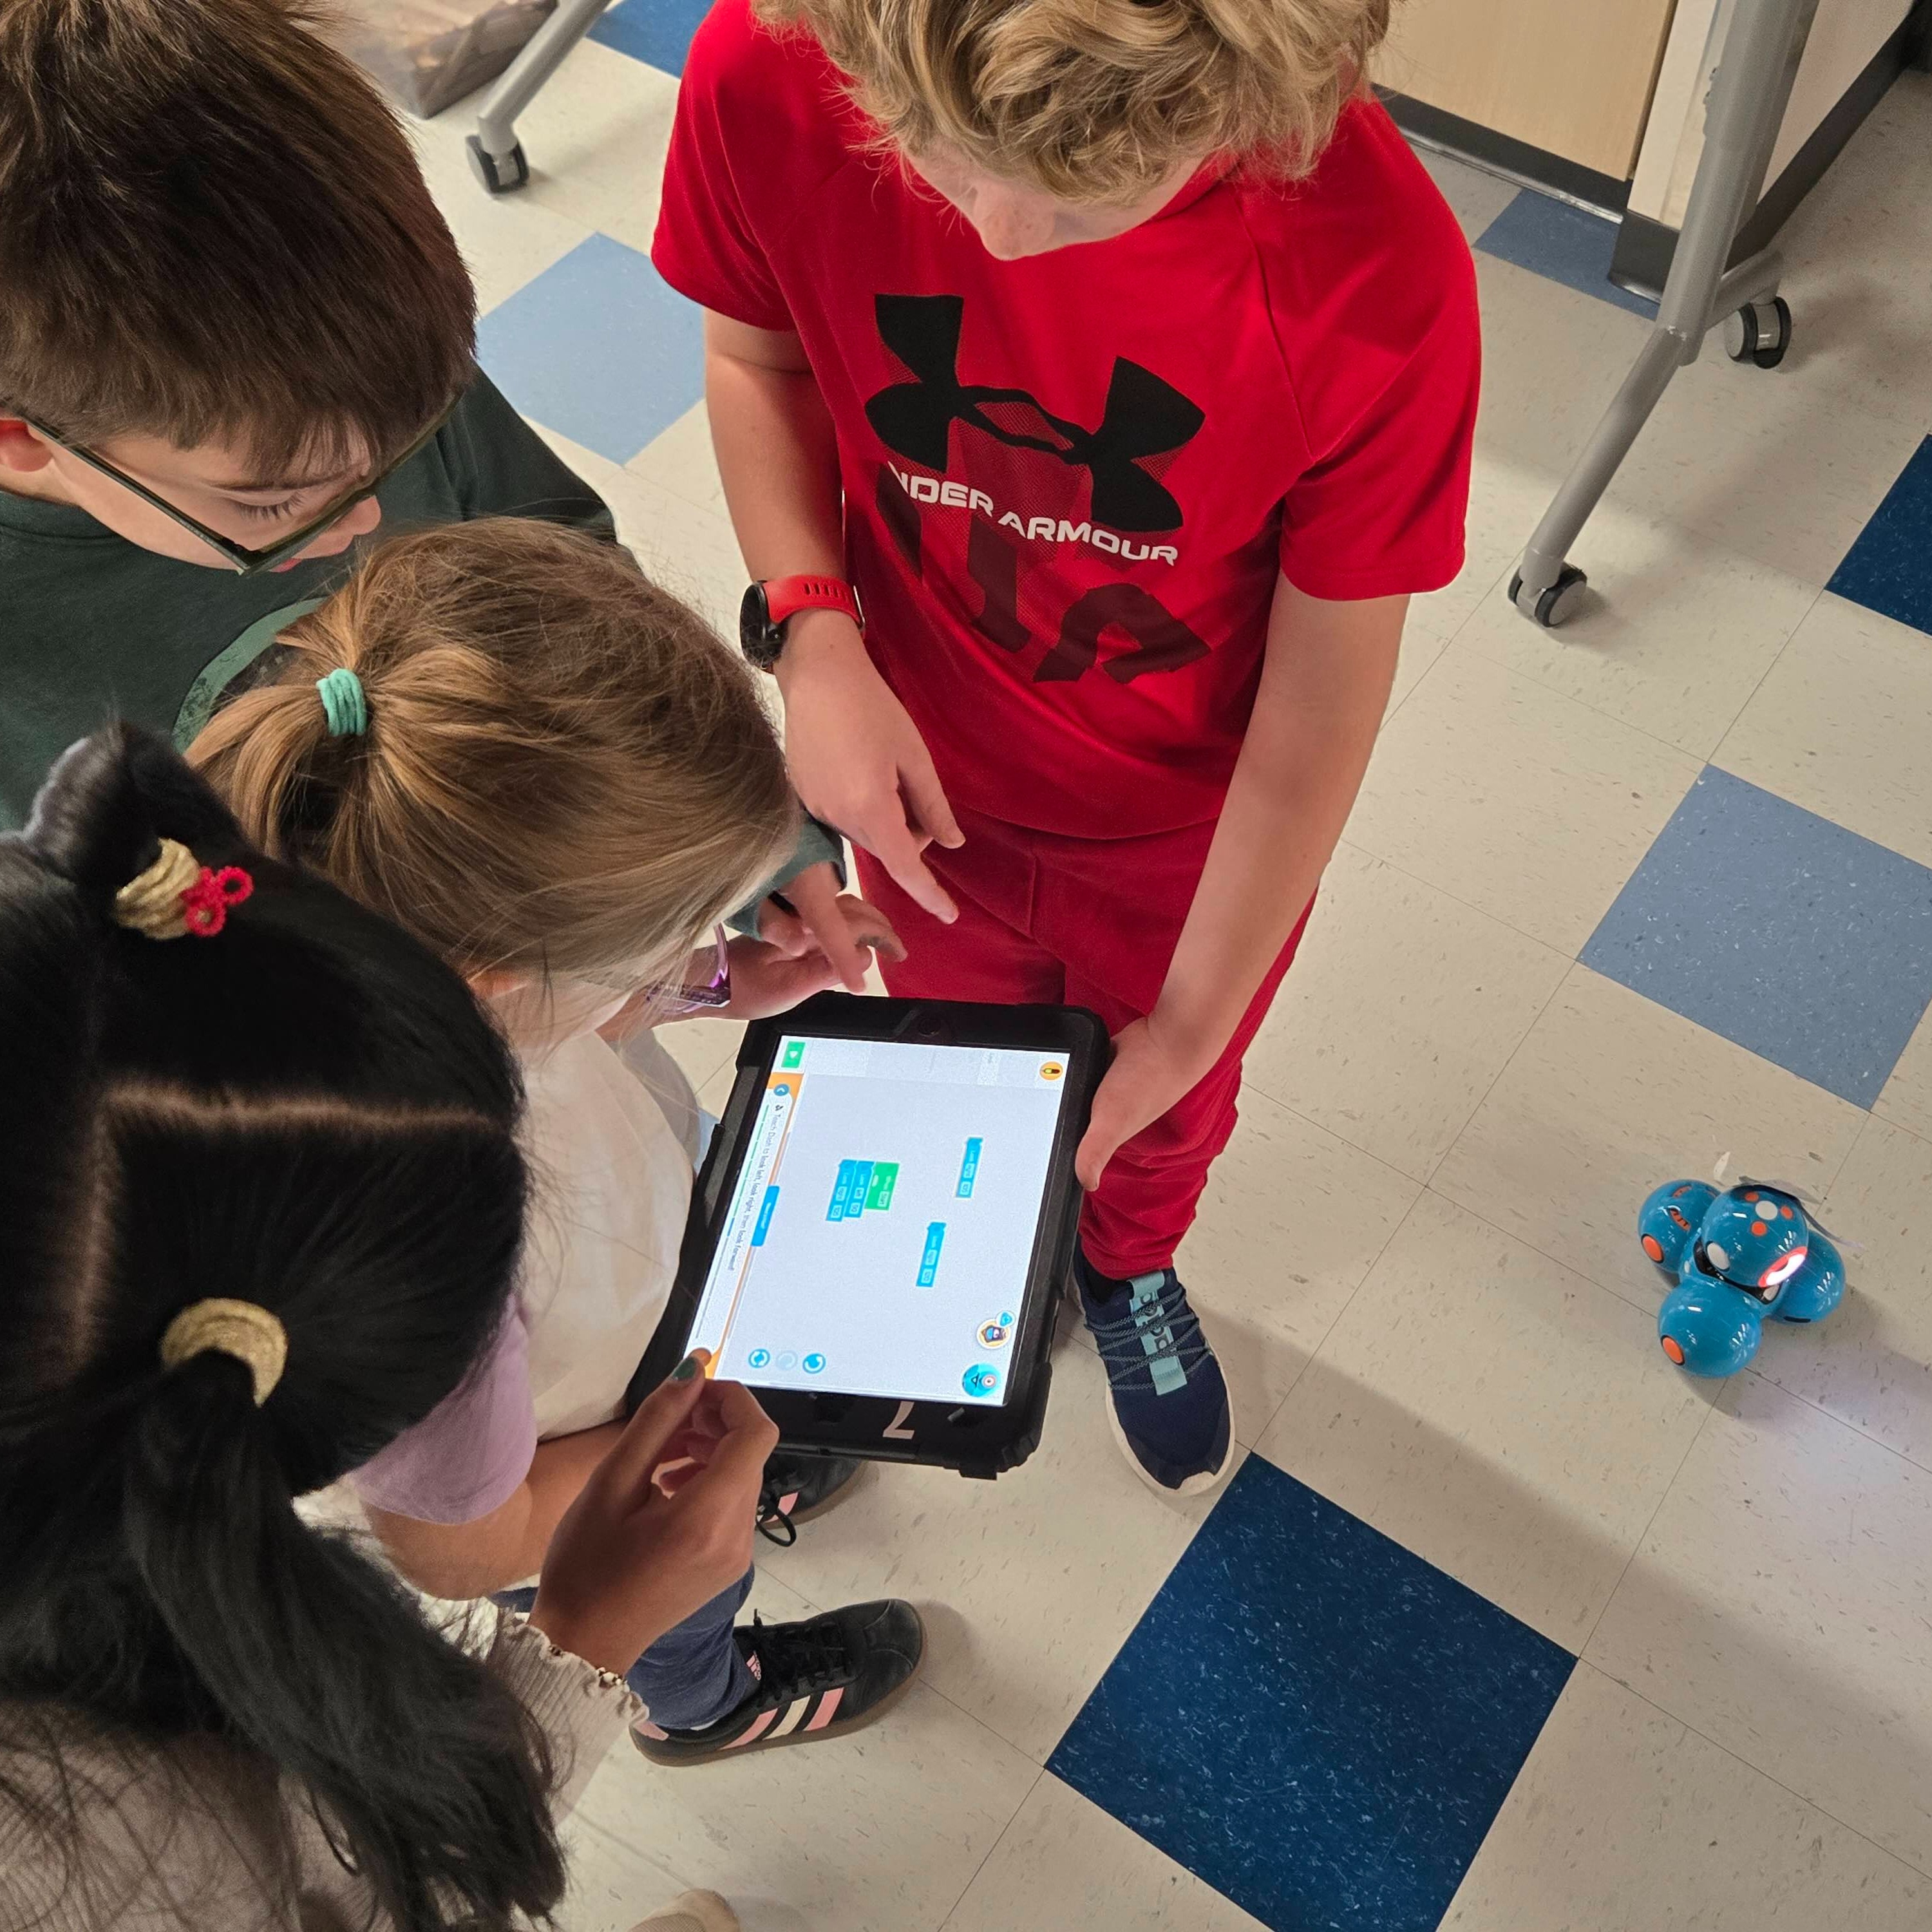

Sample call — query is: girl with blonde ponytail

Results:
[188,518,927,1770]
[655,0,1481,1497]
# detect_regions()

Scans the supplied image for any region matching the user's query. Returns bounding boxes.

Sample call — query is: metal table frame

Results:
[1512,0,1821,626]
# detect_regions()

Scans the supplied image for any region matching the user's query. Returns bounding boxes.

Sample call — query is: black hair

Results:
[0,726,563,1929]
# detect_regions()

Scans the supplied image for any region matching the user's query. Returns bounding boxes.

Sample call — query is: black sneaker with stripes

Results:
[755,1451,862,1547]
[630,1600,923,1767]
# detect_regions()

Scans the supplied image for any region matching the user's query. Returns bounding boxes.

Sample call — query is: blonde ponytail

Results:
[189,519,797,984]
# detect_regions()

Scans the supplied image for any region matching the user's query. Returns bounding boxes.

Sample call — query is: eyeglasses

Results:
[657,927,734,1016]
[20,391,464,577]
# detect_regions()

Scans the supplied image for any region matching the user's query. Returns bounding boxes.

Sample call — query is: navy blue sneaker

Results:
[1075,1251,1235,1496]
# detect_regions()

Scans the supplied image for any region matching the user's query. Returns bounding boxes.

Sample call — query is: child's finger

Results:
[901,757,965,853]
[838,896,905,963]
[784,864,872,990]
[599,1352,714,1495]
[866,816,958,926]
[757,900,811,957]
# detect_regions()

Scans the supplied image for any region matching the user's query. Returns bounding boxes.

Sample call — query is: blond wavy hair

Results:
[189,520,796,986]
[757,0,1392,202]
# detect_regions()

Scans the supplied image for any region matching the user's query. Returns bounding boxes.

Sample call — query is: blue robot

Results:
[1637,1179,1846,1375]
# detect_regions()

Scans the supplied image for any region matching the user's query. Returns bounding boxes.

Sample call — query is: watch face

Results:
[739,582,781,667]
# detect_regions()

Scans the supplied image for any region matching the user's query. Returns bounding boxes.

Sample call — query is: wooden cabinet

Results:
[1376,0,1683,180]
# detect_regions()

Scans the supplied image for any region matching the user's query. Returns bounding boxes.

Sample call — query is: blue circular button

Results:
[962,1362,1001,1398]
[776,1351,798,1371]
[746,1347,770,1370]
[802,1352,826,1374]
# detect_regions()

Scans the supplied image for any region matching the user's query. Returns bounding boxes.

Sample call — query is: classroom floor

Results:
[406,22,1932,1930]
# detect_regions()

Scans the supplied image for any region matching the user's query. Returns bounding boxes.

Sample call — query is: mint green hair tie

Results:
[316,667,368,739]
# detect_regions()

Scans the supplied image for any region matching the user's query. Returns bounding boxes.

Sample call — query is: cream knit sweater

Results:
[0,1611,638,1931]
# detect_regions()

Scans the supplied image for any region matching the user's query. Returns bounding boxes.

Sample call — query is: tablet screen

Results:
[687,1033,1073,1406]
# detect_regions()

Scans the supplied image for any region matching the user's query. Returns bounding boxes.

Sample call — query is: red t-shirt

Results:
[654,1,1480,838]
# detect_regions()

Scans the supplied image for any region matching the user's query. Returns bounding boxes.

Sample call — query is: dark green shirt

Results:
[0,372,612,829]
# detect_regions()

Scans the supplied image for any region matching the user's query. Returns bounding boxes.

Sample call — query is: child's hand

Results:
[759,869,907,993]
[529,1359,777,1675]
[721,897,902,1018]
[1075,1016,1220,1191]
[776,619,963,925]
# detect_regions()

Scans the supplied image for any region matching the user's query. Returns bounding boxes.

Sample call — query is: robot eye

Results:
[1706,1240,1731,1273]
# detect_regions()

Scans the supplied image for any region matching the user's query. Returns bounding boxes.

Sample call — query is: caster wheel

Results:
[1510,563,1589,629]
[1725,296,1791,370]
[466,135,529,194]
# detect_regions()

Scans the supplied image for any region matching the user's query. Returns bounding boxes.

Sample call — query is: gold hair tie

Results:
[112,837,254,940]
[158,1298,289,1406]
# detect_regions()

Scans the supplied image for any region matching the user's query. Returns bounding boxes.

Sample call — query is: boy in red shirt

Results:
[655,0,1479,1496]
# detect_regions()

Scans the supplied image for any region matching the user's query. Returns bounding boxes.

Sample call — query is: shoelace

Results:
[1086,1273,1212,1391]
[742,1611,851,1701]
[755,1479,799,1548]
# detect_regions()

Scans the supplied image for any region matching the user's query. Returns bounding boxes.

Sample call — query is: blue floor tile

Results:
[1582,768,1932,1106]
[1048,1457,1574,1932]
[1827,436,1932,637]
[477,233,703,465]
[1475,191,1657,317]
[589,0,711,77]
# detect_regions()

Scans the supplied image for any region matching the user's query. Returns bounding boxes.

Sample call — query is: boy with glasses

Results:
[0,0,591,829]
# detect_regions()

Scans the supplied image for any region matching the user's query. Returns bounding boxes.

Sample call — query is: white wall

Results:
[1629,0,1912,226]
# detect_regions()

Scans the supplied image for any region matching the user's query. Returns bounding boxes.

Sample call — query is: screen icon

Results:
[802,1352,827,1374]
[976,1314,1014,1348]
[1039,1060,1065,1083]
[781,1040,806,1068]
[962,1362,1001,1398]
[746,1347,771,1370]
[776,1350,799,1371]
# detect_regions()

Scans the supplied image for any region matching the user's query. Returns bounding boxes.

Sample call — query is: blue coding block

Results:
[846,1160,874,1220]
[828,1160,856,1220]
[956,1137,982,1198]
[916,1221,947,1287]
[752,1186,780,1247]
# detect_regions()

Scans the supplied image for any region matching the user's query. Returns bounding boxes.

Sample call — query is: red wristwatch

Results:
[739,574,862,670]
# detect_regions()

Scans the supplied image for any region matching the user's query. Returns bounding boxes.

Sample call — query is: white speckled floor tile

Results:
[630,401,728,517]
[1432,966,1867,1308]
[1258,1190,1714,1649]
[1716,592,1932,871]
[1586,1376,1932,1874]
[1442,1663,1931,1930]
[1750,1114,1932,1472]
[409,116,592,317]
[1344,649,1702,954]
[755,1345,1233,1763]
[1242,842,1569,1181]
[1454,505,1821,759]
[563,1566,1034,1932]
[940,1774,1270,1932]
[1877,1005,1932,1144]
[1412,148,1520,241]
[1177,1079,1422,1443]
[433,37,677,256]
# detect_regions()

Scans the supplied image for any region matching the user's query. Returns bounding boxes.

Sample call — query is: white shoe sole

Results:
[1101,1381,1238,1500]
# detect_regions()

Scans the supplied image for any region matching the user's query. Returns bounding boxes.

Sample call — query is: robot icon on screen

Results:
[962,1362,1001,1398]
[976,1312,1015,1348]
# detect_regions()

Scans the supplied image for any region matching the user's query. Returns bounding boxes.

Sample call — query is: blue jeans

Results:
[495,1565,755,1730]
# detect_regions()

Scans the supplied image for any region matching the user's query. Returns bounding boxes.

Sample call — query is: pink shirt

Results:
[347,1307,538,1524]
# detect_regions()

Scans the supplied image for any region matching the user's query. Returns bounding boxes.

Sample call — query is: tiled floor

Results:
[403,31,1932,1931]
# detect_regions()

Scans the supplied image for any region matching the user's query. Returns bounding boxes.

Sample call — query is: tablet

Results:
[630,994,1109,1478]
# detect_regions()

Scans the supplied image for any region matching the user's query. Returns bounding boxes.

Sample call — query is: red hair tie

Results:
[181,864,254,937]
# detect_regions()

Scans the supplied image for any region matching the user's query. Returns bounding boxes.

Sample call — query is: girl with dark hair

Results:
[0,724,767,1932]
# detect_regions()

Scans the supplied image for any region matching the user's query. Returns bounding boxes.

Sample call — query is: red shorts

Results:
[855,805,1310,1277]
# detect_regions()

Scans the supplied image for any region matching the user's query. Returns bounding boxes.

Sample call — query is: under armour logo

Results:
[864,294,1204,533]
